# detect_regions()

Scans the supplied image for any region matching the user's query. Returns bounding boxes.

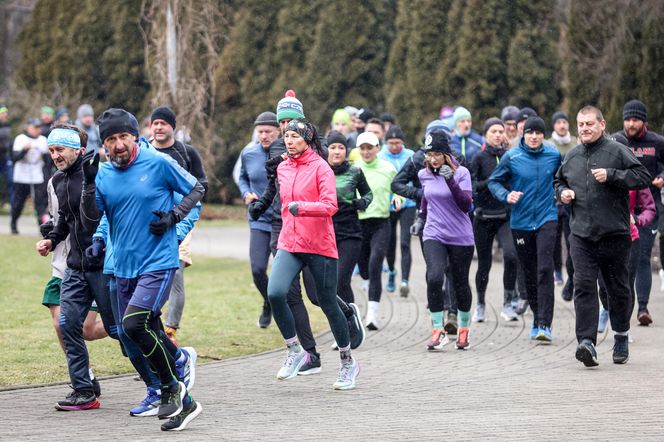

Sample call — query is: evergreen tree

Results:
[637,15,664,130]
[437,0,466,105]
[506,0,561,120]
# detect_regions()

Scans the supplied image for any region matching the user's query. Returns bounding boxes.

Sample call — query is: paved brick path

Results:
[2,219,664,440]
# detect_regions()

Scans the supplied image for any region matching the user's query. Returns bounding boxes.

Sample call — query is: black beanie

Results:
[551,111,569,126]
[483,117,504,135]
[523,116,546,134]
[623,99,647,122]
[326,130,347,149]
[357,108,374,123]
[518,107,538,123]
[98,108,139,142]
[151,106,176,129]
[385,125,405,141]
[380,112,396,124]
[254,111,279,127]
[424,129,451,154]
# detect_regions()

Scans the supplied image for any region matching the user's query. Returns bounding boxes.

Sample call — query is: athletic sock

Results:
[285,336,299,347]
[430,311,444,329]
[458,310,471,328]
[339,346,351,361]
[616,331,628,336]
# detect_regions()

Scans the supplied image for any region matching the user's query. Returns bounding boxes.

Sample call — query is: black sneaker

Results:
[257,302,272,328]
[348,303,366,350]
[55,389,100,411]
[161,399,202,431]
[10,221,18,235]
[92,377,101,398]
[298,352,321,376]
[612,335,629,364]
[575,339,599,367]
[158,381,186,419]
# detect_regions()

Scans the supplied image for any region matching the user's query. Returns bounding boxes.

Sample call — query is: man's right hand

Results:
[82,150,100,184]
[36,239,52,257]
[560,189,576,204]
[243,192,258,205]
[506,191,523,205]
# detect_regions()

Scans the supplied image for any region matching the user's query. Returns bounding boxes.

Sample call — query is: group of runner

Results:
[27,91,664,432]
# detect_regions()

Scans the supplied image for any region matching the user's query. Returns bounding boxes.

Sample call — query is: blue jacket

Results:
[450,130,484,164]
[488,138,561,231]
[379,146,416,210]
[239,143,273,232]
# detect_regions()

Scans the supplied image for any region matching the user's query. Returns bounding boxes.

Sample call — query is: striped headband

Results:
[47,128,82,149]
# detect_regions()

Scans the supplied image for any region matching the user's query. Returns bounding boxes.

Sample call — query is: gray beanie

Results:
[77,104,94,119]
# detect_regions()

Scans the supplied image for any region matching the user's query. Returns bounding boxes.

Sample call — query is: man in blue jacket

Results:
[489,116,561,343]
[450,107,484,165]
[239,111,279,328]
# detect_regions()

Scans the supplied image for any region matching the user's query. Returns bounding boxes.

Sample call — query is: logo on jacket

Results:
[140,174,149,182]
[516,238,525,245]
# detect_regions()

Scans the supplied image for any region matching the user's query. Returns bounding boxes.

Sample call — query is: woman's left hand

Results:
[288,202,299,217]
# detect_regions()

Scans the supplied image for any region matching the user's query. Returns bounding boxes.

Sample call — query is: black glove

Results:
[39,220,54,238]
[410,217,424,236]
[248,200,266,221]
[288,202,299,217]
[149,210,180,236]
[265,155,285,178]
[82,150,100,184]
[352,198,367,211]
[85,237,105,259]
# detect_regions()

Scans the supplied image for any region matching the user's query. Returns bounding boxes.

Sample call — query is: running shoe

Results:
[257,302,272,328]
[386,270,396,293]
[597,307,609,333]
[612,335,629,364]
[426,328,449,351]
[660,269,664,292]
[277,345,309,380]
[130,387,161,417]
[333,357,360,390]
[535,326,553,343]
[515,298,529,315]
[554,270,564,285]
[500,304,518,322]
[575,339,599,367]
[365,302,380,331]
[176,347,197,391]
[400,280,410,298]
[158,381,186,419]
[455,327,470,350]
[348,302,366,349]
[55,389,100,411]
[444,313,458,336]
[529,322,538,340]
[472,304,486,323]
[161,399,202,431]
[330,341,339,351]
[637,309,653,326]
[298,352,322,376]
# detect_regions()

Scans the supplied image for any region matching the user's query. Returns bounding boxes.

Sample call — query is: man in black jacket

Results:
[555,105,650,368]
[613,99,664,326]
[35,123,118,410]
[0,104,13,208]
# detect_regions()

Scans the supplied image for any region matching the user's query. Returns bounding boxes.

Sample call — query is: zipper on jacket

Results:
[65,173,86,272]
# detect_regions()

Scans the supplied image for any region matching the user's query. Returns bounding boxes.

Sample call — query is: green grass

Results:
[0,235,326,388]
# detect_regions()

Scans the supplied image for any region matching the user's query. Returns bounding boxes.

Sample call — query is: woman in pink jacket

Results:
[267,119,359,390]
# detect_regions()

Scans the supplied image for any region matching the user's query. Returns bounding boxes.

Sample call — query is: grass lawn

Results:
[0,235,327,388]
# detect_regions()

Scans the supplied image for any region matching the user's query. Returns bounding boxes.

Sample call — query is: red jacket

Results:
[277,147,339,259]
[629,188,656,241]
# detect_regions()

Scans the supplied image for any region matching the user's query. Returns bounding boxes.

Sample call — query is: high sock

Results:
[430,311,444,329]
[458,310,471,328]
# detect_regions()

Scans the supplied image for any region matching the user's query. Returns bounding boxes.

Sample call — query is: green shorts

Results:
[42,276,99,312]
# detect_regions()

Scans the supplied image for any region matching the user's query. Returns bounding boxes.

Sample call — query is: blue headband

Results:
[47,128,81,149]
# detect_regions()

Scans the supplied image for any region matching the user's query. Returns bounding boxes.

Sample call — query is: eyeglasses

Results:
[425,151,445,158]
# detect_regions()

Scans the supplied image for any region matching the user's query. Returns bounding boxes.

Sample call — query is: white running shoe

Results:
[277,345,309,380]
[365,301,380,330]
[659,269,664,292]
[333,357,360,390]
[473,304,486,322]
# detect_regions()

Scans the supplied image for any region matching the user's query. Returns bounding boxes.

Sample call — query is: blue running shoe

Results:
[386,271,396,293]
[175,347,197,391]
[130,387,161,417]
[529,322,538,340]
[597,307,609,333]
[536,326,553,343]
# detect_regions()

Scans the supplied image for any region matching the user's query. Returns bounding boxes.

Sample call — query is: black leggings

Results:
[359,218,390,302]
[387,207,416,280]
[512,221,557,327]
[473,217,517,303]
[423,240,474,313]
[123,305,177,386]
[11,182,48,225]
[249,229,271,303]
[337,238,361,304]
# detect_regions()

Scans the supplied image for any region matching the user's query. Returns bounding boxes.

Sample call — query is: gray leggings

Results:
[165,260,186,329]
